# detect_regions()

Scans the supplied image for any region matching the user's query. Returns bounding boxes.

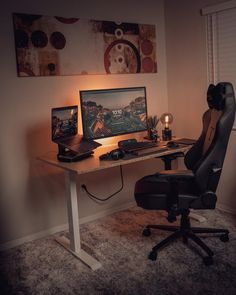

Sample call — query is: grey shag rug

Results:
[1,206,236,295]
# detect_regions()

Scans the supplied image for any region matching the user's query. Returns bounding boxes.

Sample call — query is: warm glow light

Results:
[160,113,173,129]
[164,115,169,128]
[97,137,117,147]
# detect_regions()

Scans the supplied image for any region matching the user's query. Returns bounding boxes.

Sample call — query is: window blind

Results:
[203,1,236,128]
[204,2,236,88]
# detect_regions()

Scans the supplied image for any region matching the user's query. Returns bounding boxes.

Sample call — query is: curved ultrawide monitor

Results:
[80,87,148,140]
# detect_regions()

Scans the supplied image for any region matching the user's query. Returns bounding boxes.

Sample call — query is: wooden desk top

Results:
[38,143,190,175]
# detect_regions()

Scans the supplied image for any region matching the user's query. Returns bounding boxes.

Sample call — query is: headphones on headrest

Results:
[99,148,125,161]
[207,83,226,110]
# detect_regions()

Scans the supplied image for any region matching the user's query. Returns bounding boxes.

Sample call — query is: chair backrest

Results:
[184,82,235,193]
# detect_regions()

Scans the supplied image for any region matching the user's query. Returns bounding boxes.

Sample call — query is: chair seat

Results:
[134,170,214,211]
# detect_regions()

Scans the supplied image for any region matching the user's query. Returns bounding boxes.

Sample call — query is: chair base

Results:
[143,210,229,265]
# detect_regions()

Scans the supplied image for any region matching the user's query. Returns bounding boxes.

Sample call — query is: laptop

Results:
[51,105,101,155]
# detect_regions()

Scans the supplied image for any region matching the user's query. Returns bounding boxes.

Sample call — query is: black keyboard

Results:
[122,141,158,152]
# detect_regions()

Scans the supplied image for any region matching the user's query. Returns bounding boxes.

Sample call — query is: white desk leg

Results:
[55,170,101,271]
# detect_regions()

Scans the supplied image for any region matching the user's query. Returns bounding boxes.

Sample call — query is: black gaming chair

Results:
[134,82,235,265]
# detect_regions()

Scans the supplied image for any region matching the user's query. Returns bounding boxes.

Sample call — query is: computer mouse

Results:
[167,141,179,148]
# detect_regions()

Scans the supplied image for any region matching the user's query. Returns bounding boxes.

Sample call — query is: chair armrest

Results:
[156,169,194,181]
[160,152,185,160]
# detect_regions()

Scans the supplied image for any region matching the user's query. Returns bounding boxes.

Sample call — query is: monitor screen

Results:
[80,87,148,140]
[51,105,78,141]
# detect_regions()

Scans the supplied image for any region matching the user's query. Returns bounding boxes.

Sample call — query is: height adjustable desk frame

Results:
[38,144,190,271]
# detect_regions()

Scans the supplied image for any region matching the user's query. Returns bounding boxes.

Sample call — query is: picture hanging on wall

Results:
[12,13,157,77]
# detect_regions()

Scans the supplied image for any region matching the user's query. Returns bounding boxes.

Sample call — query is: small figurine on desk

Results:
[147,115,159,142]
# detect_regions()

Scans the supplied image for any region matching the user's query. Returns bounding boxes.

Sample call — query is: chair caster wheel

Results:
[203,256,214,266]
[143,228,151,237]
[220,233,229,242]
[148,250,157,261]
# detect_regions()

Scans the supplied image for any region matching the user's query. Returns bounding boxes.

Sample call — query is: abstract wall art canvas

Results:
[13,13,157,77]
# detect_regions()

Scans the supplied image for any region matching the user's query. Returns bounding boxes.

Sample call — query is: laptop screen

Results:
[51,105,78,141]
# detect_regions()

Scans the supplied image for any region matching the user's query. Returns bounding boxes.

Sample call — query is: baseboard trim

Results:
[0,201,136,251]
[80,201,136,225]
[0,223,69,252]
[1,201,235,251]
[216,203,236,215]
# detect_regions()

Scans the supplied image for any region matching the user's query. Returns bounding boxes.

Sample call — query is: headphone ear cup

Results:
[99,148,125,161]
[119,149,125,158]
[110,148,125,160]
[99,152,110,160]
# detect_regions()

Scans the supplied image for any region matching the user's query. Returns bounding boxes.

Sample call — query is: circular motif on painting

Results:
[50,32,66,49]
[31,30,48,48]
[141,39,153,56]
[115,28,123,39]
[116,43,124,52]
[142,57,154,72]
[104,39,141,74]
[54,16,79,24]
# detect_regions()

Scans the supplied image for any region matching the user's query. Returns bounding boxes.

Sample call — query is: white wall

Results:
[3,0,235,247]
[164,0,236,213]
[0,0,168,244]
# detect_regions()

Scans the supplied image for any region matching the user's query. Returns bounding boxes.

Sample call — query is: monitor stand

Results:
[57,144,93,162]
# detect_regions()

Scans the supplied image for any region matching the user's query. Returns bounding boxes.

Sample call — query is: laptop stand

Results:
[57,144,93,162]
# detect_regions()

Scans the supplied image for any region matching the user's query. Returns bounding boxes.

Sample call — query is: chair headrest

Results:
[207,83,225,110]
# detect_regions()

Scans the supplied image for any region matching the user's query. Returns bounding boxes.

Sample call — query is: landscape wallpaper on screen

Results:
[52,107,78,140]
[81,89,147,139]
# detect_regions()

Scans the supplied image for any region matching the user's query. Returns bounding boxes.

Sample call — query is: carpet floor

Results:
[1,206,236,295]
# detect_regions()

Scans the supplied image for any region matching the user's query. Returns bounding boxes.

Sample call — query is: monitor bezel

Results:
[79,86,148,140]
